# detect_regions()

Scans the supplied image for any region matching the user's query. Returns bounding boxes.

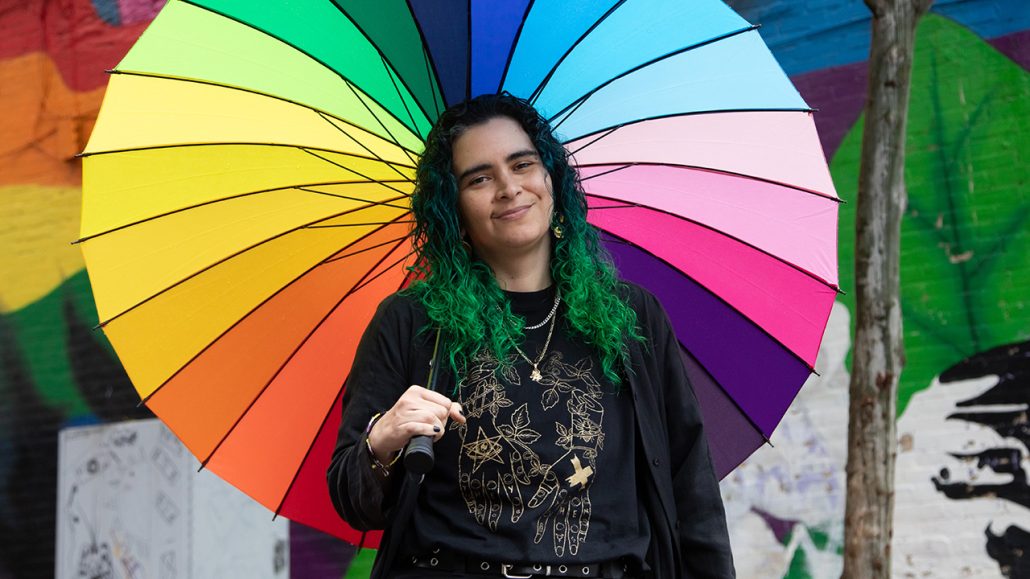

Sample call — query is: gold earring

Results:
[551,214,564,239]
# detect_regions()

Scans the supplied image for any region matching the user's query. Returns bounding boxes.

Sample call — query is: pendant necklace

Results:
[513,291,560,383]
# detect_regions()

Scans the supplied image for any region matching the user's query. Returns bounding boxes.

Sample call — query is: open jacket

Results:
[327,284,735,578]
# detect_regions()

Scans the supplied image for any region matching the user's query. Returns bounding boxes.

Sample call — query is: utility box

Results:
[56,418,289,579]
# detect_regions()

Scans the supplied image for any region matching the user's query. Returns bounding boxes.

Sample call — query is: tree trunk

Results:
[842,1,931,577]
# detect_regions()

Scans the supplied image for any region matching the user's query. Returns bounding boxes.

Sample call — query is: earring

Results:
[551,213,565,239]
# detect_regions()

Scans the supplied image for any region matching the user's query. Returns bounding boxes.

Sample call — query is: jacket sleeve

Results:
[646,291,736,578]
[326,295,417,530]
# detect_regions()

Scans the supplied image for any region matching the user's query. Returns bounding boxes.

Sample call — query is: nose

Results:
[495,170,522,199]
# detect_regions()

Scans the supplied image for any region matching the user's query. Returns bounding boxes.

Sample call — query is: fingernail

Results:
[433,426,441,433]
[459,409,465,416]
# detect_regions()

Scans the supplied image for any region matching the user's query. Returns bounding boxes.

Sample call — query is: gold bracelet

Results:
[364,413,401,474]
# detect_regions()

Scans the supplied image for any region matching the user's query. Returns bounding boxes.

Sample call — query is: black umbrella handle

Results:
[403,435,434,474]
[403,330,444,475]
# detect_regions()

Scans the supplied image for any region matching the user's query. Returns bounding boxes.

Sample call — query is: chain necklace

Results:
[524,289,562,330]
[513,293,560,383]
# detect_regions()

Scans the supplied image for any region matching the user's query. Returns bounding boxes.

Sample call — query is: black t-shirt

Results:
[402,285,650,565]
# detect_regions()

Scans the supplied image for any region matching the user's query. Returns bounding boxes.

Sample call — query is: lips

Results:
[494,205,532,220]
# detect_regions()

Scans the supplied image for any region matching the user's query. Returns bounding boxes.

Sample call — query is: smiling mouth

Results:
[494,205,531,219]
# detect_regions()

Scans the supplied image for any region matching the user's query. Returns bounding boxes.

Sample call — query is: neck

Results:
[480,242,553,292]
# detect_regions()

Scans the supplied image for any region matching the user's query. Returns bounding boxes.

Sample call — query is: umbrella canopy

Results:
[79,0,839,545]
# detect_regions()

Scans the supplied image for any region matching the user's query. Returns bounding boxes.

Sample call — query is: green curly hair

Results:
[405,93,641,384]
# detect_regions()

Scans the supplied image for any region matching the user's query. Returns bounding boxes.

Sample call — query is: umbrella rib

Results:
[348,249,417,296]
[601,229,818,373]
[95,197,410,328]
[138,216,413,408]
[406,0,450,110]
[314,111,414,181]
[578,159,842,203]
[321,235,410,264]
[300,148,413,197]
[339,79,422,168]
[81,136,416,168]
[195,238,413,471]
[566,125,620,157]
[576,163,632,181]
[377,52,423,158]
[76,179,411,245]
[586,189,841,291]
[296,186,411,210]
[550,95,590,133]
[495,0,536,94]
[327,0,439,129]
[586,204,634,210]
[305,220,415,229]
[545,24,766,124]
[527,0,627,105]
[176,0,427,144]
[676,342,774,449]
[421,32,443,118]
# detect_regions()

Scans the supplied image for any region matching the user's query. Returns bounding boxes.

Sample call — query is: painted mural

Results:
[0,1,1027,578]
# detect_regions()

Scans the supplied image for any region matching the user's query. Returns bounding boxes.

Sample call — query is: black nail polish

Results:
[433,426,441,433]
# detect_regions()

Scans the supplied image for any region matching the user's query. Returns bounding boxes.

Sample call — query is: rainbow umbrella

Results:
[79,0,839,544]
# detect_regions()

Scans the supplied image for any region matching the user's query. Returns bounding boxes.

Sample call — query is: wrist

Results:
[365,413,400,475]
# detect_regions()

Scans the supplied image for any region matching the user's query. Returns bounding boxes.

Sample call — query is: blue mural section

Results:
[728,0,1029,75]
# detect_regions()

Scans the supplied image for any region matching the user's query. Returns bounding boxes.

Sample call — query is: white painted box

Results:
[56,418,289,579]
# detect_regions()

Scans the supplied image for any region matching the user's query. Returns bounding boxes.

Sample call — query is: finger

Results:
[406,409,447,431]
[403,421,443,440]
[414,386,455,409]
[449,402,466,424]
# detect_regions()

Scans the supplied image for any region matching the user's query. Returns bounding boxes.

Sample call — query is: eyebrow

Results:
[456,149,539,184]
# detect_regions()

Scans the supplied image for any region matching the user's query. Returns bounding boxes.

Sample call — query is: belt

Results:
[408,552,636,578]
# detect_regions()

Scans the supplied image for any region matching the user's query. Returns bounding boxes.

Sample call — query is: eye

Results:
[514,160,534,171]
[465,174,489,187]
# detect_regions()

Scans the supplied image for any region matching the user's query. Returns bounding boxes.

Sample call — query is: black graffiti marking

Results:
[936,340,1030,575]
[985,525,1030,578]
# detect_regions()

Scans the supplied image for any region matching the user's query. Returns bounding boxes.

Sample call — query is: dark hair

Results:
[405,93,640,383]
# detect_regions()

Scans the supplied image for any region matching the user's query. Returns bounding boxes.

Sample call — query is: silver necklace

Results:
[524,290,562,330]
[513,300,559,383]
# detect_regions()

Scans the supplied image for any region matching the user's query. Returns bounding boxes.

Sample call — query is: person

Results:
[327,93,734,578]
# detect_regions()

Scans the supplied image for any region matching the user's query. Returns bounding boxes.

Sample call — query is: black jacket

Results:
[327,284,735,578]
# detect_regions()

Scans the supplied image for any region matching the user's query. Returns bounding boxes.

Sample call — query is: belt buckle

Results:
[501,563,535,578]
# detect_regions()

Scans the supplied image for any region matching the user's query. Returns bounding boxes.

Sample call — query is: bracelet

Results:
[365,413,401,475]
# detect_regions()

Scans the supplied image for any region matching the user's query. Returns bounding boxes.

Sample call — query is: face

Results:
[451,116,554,266]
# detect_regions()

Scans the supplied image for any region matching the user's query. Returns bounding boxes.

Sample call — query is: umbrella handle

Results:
[404,435,434,474]
[403,329,444,475]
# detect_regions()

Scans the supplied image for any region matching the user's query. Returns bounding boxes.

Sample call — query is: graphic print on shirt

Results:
[452,349,605,558]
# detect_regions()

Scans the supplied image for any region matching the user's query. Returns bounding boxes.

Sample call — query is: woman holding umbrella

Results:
[328,93,734,578]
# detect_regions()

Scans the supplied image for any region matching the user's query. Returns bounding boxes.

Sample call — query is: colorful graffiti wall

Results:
[0,0,1026,578]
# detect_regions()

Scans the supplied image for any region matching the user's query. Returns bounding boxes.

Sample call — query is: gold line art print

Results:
[453,349,606,557]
